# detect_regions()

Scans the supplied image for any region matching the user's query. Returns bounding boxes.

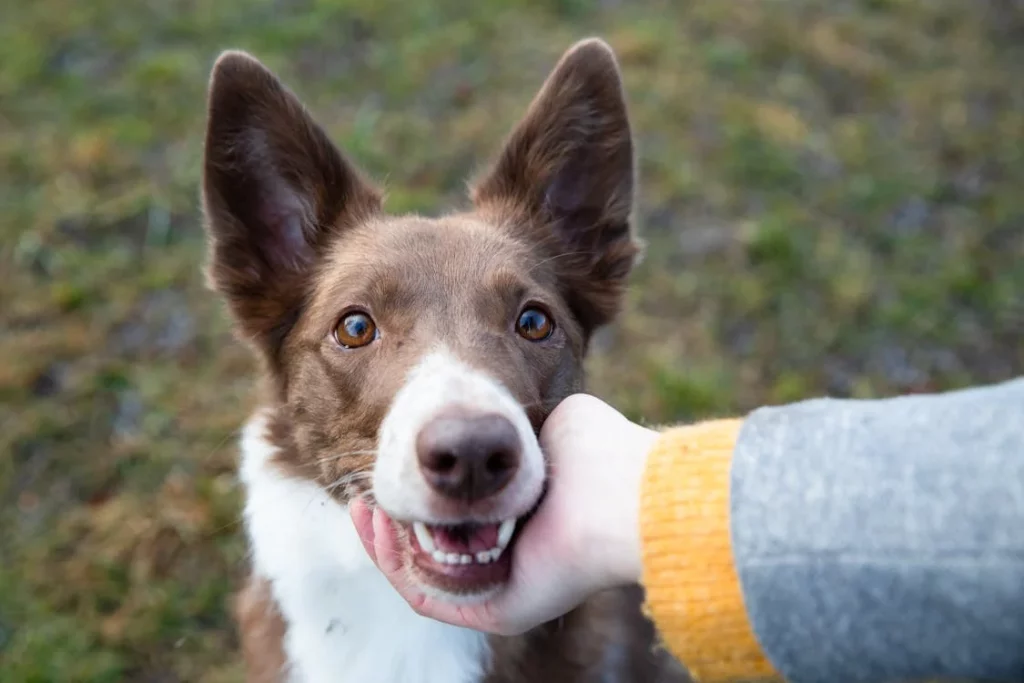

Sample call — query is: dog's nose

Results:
[416,413,522,502]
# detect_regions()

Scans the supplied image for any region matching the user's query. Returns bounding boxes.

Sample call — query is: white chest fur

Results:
[238,413,491,683]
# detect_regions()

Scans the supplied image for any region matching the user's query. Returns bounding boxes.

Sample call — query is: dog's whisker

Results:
[324,470,375,494]
[315,449,379,466]
[526,249,592,274]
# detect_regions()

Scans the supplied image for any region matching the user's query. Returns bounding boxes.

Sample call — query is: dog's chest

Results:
[277,568,489,683]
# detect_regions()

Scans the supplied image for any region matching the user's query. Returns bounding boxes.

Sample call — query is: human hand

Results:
[351,393,658,635]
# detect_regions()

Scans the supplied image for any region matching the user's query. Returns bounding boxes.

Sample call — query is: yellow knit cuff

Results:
[639,420,779,682]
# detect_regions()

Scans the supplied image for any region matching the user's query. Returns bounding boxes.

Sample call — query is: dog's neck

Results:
[239,411,491,683]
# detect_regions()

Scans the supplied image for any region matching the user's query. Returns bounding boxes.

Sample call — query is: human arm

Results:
[696,376,1024,682]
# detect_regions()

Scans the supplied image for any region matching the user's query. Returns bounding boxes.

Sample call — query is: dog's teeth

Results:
[413,522,436,553]
[419,520,517,566]
[497,519,516,549]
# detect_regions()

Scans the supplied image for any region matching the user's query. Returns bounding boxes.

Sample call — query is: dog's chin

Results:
[393,516,526,602]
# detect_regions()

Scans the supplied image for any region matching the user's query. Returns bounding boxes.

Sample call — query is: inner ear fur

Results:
[470,38,640,333]
[201,50,382,369]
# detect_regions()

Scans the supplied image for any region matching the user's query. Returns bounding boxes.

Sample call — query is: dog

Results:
[201,37,691,683]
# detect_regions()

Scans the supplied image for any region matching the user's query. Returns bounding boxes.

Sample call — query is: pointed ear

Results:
[470,38,639,332]
[201,50,381,366]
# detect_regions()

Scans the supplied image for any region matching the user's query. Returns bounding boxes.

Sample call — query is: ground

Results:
[1,0,1022,680]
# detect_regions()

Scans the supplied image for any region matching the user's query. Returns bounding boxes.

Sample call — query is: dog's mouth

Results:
[399,517,521,597]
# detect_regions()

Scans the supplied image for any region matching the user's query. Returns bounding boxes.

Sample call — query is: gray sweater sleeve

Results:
[730,376,1024,683]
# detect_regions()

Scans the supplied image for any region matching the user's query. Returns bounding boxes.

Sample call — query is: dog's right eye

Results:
[334,311,378,349]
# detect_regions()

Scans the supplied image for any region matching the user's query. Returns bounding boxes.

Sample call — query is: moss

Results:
[650,366,733,422]
[3,0,1022,678]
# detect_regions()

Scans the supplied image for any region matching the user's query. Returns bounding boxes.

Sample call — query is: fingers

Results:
[350,500,512,632]
[350,497,377,563]
[370,505,404,574]
[369,511,469,625]
[351,498,423,607]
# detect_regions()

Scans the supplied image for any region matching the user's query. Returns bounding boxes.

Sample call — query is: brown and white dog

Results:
[201,38,690,683]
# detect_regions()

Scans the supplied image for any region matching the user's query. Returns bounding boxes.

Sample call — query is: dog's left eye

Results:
[334,311,378,348]
[516,307,554,342]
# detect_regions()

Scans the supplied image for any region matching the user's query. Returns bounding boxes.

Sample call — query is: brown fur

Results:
[234,575,288,682]
[202,38,688,682]
[484,587,689,683]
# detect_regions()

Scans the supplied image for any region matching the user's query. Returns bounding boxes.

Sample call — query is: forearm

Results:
[639,377,1024,682]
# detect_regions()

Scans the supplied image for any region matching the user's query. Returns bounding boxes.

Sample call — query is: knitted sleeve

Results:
[638,420,779,682]
[639,377,1024,682]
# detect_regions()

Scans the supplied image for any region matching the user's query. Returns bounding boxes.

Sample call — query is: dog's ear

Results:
[471,38,638,333]
[202,51,381,367]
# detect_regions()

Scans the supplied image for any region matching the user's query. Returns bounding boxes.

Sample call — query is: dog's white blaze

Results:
[240,413,490,683]
[373,348,545,524]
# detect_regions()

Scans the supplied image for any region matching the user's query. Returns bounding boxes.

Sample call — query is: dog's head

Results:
[202,39,637,600]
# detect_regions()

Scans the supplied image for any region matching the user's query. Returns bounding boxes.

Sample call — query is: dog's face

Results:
[202,39,637,600]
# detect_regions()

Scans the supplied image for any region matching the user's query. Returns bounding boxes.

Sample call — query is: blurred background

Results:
[2,0,1022,680]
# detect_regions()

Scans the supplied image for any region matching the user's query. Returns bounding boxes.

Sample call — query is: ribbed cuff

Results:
[639,420,779,682]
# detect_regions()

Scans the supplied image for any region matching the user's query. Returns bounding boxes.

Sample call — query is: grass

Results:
[1,0,1022,680]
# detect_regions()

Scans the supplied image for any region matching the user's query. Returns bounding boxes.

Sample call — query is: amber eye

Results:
[334,311,378,348]
[516,306,554,341]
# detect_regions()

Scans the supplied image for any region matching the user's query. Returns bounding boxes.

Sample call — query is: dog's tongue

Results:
[431,523,500,554]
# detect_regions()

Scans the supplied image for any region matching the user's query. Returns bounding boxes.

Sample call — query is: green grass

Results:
[2,0,1022,679]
